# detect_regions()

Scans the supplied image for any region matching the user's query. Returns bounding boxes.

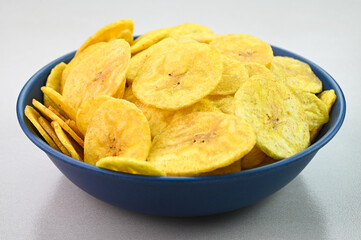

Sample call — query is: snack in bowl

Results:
[17,19,345,216]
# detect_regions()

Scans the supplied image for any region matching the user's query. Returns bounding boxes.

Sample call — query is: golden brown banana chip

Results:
[147,112,256,176]
[210,34,273,67]
[44,62,67,110]
[38,116,70,156]
[131,28,171,55]
[234,76,310,160]
[123,86,174,138]
[310,89,337,142]
[96,156,166,176]
[271,56,323,93]
[210,55,248,95]
[199,160,241,176]
[41,86,77,121]
[293,90,329,131]
[171,98,221,121]
[241,146,275,170]
[84,99,151,166]
[32,99,84,147]
[52,121,82,161]
[133,38,223,110]
[205,95,235,115]
[76,95,113,136]
[62,39,130,110]
[24,106,60,151]
[76,19,134,56]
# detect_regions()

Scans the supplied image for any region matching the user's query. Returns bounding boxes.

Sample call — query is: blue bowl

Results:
[17,46,346,217]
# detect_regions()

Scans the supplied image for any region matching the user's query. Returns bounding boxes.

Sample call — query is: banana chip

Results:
[123,86,174,138]
[44,62,67,111]
[147,112,256,176]
[199,160,241,176]
[52,121,82,161]
[271,56,323,93]
[205,95,235,115]
[242,146,275,170]
[182,32,217,44]
[84,99,151,166]
[210,55,248,95]
[244,62,273,78]
[133,38,223,110]
[168,23,213,37]
[76,19,134,56]
[96,156,166,176]
[131,28,171,55]
[210,34,273,67]
[234,76,310,160]
[76,95,113,136]
[62,39,130,110]
[171,98,221,121]
[24,106,60,151]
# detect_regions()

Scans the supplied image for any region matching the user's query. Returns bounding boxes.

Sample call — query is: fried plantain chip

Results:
[52,121,82,161]
[84,99,151,166]
[147,112,256,176]
[241,146,275,170]
[130,27,171,55]
[171,98,221,121]
[44,62,67,110]
[96,156,166,176]
[205,95,235,115]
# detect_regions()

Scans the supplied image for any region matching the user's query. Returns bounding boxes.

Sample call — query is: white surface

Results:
[1,0,360,239]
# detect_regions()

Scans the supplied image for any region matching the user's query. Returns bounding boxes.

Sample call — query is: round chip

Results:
[44,62,67,111]
[76,19,134,56]
[131,28,171,55]
[133,38,223,110]
[84,99,151,166]
[96,156,166,176]
[210,55,248,95]
[244,62,273,78]
[234,76,310,160]
[168,23,213,37]
[171,98,221,121]
[147,112,256,176]
[210,34,273,67]
[62,39,130,111]
[205,95,235,115]
[270,56,323,93]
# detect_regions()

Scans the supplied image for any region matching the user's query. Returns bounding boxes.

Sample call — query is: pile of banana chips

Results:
[25,19,337,177]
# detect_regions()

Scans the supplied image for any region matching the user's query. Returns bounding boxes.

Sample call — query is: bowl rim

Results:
[16,45,346,183]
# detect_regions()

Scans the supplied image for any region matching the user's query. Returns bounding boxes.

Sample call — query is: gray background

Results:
[1,0,360,239]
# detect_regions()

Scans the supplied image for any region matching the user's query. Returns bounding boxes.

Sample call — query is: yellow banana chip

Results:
[234,76,310,160]
[182,32,217,44]
[76,95,113,136]
[133,38,223,110]
[76,19,134,56]
[242,146,275,170]
[52,121,82,161]
[147,112,256,176]
[96,156,166,176]
[168,23,213,37]
[44,62,67,111]
[271,56,323,93]
[131,28,171,55]
[24,106,60,151]
[62,39,130,110]
[310,89,337,142]
[205,95,235,115]
[293,90,329,131]
[127,44,155,84]
[199,160,241,176]
[244,62,273,78]
[210,34,273,67]
[32,99,84,147]
[123,86,174,138]
[41,86,77,121]
[84,99,151,166]
[210,55,248,95]
[171,98,221,121]
[38,116,70,156]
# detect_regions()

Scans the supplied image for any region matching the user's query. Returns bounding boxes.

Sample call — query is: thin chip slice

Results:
[133,38,223,110]
[171,98,221,121]
[38,116,70,156]
[127,44,154,84]
[293,90,329,131]
[199,160,241,176]
[65,119,84,140]
[244,62,273,78]
[123,86,174,138]
[32,99,84,147]
[271,56,323,93]
[205,95,235,115]
[182,32,218,44]
[84,99,151,166]
[76,19,134,56]
[168,23,213,37]
[210,55,248,95]
[210,34,273,67]
[131,28,171,55]
[76,95,113,136]
[41,86,77,121]
[147,112,256,176]
[44,62,67,110]
[52,121,82,161]
[62,39,130,111]
[48,105,67,122]
[234,76,310,160]
[24,106,60,151]
[242,146,275,170]
[310,89,337,142]
[96,156,166,176]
